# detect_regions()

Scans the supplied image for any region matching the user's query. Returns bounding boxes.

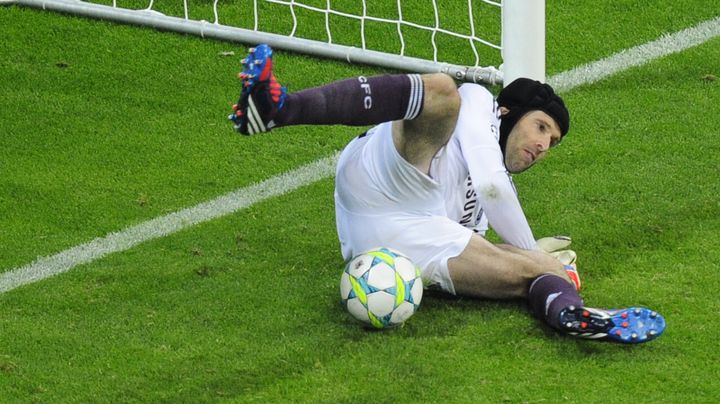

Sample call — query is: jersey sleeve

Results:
[454,84,538,250]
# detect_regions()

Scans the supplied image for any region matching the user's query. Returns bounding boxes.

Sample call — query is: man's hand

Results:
[537,235,572,253]
[537,236,580,290]
[537,235,575,264]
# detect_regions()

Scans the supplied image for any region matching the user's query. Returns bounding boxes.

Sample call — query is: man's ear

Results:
[499,106,510,116]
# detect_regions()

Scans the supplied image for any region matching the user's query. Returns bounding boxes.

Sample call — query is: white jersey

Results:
[431,84,537,249]
[334,83,537,294]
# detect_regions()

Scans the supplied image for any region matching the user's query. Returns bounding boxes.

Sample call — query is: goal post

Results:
[5,0,545,86]
[502,0,545,84]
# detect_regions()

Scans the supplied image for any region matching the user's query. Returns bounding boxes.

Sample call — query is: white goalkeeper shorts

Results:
[334,122,473,295]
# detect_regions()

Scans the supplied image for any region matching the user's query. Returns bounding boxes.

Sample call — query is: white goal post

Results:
[4,0,545,85]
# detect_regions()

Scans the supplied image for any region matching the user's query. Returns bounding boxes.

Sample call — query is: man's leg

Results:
[447,235,572,299]
[230,44,460,141]
[392,73,461,173]
[448,235,666,344]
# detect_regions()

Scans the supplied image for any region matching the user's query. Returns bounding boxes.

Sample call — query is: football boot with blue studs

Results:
[559,306,665,344]
[228,44,287,135]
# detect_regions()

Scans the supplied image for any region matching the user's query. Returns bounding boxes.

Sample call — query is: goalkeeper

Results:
[228,44,665,344]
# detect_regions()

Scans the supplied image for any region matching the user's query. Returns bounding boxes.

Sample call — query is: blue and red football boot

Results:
[559,306,666,344]
[228,44,287,135]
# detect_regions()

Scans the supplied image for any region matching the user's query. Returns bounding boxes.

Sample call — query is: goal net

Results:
[6,0,545,85]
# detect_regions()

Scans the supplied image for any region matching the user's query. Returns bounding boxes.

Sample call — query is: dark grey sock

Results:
[528,274,584,329]
[275,74,424,127]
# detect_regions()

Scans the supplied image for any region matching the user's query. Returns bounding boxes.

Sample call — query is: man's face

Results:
[503,110,562,173]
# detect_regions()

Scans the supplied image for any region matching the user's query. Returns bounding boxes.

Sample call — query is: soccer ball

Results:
[340,247,423,329]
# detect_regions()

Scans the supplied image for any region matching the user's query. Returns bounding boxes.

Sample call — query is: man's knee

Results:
[421,73,460,120]
[396,74,460,167]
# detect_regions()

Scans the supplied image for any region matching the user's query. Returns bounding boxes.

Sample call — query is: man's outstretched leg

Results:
[229,44,426,135]
[449,236,666,344]
[528,274,666,344]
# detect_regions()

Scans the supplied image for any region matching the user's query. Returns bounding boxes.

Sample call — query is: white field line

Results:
[1,16,719,294]
[0,154,339,293]
[549,16,720,92]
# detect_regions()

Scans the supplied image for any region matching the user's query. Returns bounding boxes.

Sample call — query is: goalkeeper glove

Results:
[537,236,580,290]
[536,235,572,253]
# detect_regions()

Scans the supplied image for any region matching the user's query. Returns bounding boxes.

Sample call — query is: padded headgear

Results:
[496,78,570,154]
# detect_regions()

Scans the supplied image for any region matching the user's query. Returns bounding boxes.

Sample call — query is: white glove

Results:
[536,235,576,265]
[550,250,577,266]
[537,235,580,290]
[536,235,571,252]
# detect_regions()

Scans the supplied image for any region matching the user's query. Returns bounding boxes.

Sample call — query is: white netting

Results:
[118,0,503,68]
[10,0,512,83]
[257,0,502,68]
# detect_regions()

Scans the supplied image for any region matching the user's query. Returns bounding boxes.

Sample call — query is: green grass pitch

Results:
[1,1,719,401]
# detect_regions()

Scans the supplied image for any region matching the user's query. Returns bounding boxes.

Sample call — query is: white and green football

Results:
[340,247,423,329]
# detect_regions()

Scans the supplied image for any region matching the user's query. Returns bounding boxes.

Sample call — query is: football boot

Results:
[559,305,665,344]
[228,44,287,135]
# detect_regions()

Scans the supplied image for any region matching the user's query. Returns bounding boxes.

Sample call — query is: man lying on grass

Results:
[228,44,665,343]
